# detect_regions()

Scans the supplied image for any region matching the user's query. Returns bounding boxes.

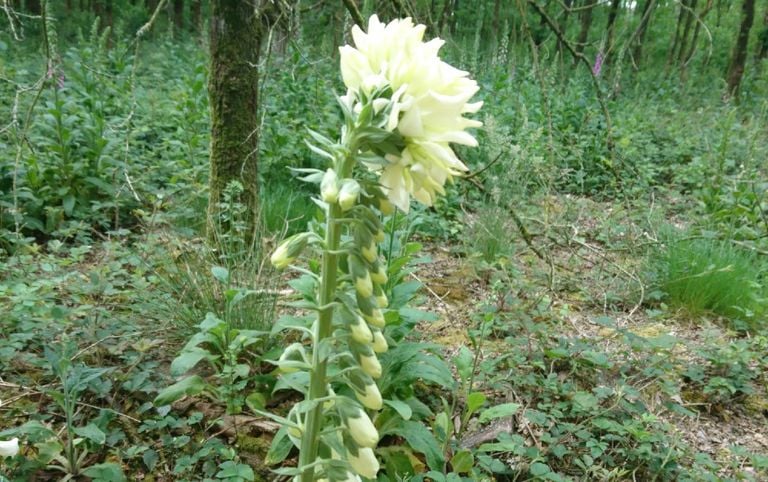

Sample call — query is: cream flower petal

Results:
[340,15,481,212]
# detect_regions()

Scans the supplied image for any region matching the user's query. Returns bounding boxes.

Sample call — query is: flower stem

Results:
[299,200,343,481]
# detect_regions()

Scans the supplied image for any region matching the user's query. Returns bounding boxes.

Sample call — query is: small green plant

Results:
[647,229,766,329]
[157,181,279,332]
[154,267,269,415]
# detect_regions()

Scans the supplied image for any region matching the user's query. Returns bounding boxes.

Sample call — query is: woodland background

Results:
[1,0,767,481]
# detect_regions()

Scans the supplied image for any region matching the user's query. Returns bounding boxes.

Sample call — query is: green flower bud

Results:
[346,410,379,448]
[355,382,383,410]
[348,447,380,479]
[359,353,382,379]
[354,272,373,298]
[321,168,339,203]
[349,254,373,298]
[339,179,361,211]
[375,291,388,309]
[270,232,311,269]
[363,308,385,328]
[372,330,388,353]
[361,240,377,264]
[349,317,373,344]
[370,262,388,285]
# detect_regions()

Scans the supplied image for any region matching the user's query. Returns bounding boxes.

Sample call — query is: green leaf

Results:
[63,194,75,215]
[453,346,474,382]
[154,375,207,406]
[73,423,106,445]
[384,399,413,420]
[386,421,444,471]
[266,427,294,465]
[170,347,210,376]
[530,461,551,476]
[216,461,254,480]
[211,266,229,283]
[479,403,520,424]
[450,450,474,473]
[572,392,598,411]
[467,392,487,415]
[81,462,127,482]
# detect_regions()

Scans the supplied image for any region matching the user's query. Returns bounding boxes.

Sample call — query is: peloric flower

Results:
[340,15,482,212]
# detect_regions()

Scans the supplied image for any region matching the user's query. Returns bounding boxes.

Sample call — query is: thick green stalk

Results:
[298,201,343,481]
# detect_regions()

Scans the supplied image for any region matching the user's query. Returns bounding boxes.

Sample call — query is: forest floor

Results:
[410,194,768,479]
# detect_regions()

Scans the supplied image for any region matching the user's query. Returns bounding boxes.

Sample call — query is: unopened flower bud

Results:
[348,447,380,479]
[361,240,377,264]
[270,233,311,269]
[350,317,373,344]
[355,382,383,410]
[359,353,382,379]
[370,263,388,285]
[363,308,385,328]
[321,168,339,203]
[372,331,388,353]
[347,410,379,448]
[339,179,361,211]
[354,272,373,298]
[375,292,388,308]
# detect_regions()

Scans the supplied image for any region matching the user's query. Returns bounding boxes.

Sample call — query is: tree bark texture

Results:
[632,0,655,68]
[207,0,262,241]
[575,0,593,54]
[605,0,621,55]
[173,0,184,30]
[726,0,755,98]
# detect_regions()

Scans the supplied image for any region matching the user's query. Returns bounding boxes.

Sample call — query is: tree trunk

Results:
[666,0,687,69]
[173,0,184,30]
[684,0,713,64]
[575,0,594,59]
[191,0,201,32]
[605,0,621,55]
[632,0,655,68]
[556,0,573,59]
[207,0,263,242]
[676,0,698,64]
[725,0,756,98]
[756,5,768,60]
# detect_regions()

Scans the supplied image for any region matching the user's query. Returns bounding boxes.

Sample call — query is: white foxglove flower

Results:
[347,447,380,479]
[339,15,482,212]
[347,410,379,448]
[0,438,19,457]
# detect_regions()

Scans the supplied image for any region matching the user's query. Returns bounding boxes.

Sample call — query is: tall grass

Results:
[648,229,766,329]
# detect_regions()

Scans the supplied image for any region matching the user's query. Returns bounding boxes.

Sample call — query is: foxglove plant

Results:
[269,15,481,481]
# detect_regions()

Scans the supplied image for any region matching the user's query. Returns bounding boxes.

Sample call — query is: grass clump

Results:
[649,229,766,329]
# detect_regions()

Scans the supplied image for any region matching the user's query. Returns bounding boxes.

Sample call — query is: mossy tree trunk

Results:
[207,0,262,243]
[725,0,756,99]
